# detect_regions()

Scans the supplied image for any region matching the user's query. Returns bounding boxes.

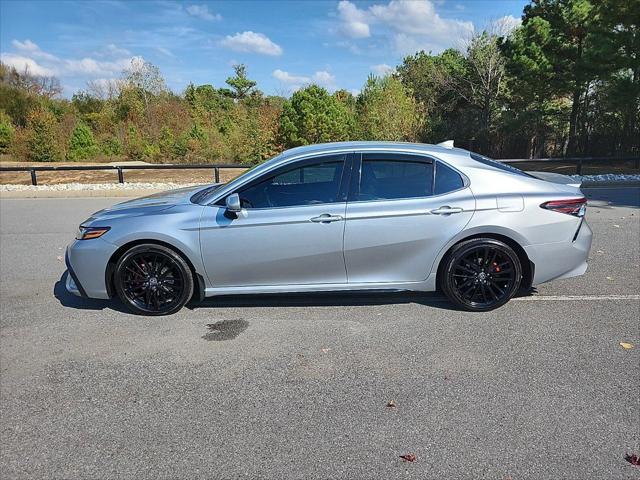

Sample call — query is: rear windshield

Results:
[469,152,534,178]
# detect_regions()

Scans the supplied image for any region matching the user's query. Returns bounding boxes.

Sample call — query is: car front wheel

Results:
[114,244,194,316]
[441,238,522,311]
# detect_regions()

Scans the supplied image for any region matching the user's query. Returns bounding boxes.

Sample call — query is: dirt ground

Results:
[0,160,248,185]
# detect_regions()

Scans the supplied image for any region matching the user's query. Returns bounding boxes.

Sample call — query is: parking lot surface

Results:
[1,187,639,479]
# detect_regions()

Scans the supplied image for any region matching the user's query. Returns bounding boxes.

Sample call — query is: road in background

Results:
[1,188,638,479]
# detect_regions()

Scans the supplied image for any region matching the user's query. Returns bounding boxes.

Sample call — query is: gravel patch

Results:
[572,173,640,182]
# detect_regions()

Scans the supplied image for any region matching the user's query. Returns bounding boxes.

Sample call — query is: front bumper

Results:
[65,266,82,297]
[525,219,593,285]
[65,238,118,299]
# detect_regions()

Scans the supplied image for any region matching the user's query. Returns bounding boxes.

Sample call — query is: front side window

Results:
[358,154,433,201]
[236,157,345,208]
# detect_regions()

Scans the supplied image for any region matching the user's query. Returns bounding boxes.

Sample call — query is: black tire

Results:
[440,238,522,312]
[114,244,194,316]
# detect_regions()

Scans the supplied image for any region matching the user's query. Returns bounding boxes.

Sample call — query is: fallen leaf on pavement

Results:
[625,454,639,466]
[56,256,63,262]
[620,342,634,350]
[386,400,396,408]
[400,454,417,462]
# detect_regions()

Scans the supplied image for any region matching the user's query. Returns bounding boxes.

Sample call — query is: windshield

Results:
[469,152,534,178]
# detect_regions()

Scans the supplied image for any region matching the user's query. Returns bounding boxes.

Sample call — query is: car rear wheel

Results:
[114,244,194,316]
[441,238,522,311]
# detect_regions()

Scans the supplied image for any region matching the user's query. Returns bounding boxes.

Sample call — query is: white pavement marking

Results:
[512,294,639,302]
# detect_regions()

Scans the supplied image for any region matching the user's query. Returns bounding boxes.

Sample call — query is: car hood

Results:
[83,184,211,223]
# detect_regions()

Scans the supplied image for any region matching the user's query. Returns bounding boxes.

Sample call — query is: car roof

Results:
[279,141,471,160]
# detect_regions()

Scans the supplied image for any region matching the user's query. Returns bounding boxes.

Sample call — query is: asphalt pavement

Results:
[1,187,639,479]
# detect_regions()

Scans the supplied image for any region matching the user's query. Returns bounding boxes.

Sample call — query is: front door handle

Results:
[430,206,464,215]
[310,214,343,223]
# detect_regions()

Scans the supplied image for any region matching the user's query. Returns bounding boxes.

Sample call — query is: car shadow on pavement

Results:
[53,271,130,314]
[189,291,459,311]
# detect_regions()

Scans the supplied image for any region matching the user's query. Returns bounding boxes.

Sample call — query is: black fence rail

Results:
[0,157,638,186]
[0,163,241,186]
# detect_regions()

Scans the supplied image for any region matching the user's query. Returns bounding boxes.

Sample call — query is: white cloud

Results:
[0,53,56,76]
[370,0,474,53]
[1,39,143,97]
[312,70,335,87]
[220,31,283,56]
[273,69,310,84]
[64,56,133,76]
[156,46,175,57]
[492,15,521,35]
[186,4,221,21]
[272,69,337,93]
[12,39,39,52]
[12,39,58,61]
[102,43,131,58]
[332,0,475,54]
[371,63,393,76]
[337,0,370,38]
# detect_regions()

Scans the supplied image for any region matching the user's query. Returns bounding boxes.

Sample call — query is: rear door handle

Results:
[310,214,343,223]
[430,206,464,215]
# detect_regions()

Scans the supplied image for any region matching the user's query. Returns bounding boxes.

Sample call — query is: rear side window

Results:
[358,154,433,201]
[435,161,464,194]
[469,152,533,178]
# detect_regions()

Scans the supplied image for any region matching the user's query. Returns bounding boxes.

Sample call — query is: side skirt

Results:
[203,274,437,297]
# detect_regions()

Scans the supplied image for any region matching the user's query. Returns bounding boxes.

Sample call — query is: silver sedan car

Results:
[65,141,592,315]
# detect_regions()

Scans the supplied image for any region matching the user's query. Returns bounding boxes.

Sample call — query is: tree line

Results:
[0,0,637,165]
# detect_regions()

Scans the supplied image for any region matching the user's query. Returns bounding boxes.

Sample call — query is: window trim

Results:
[349,152,436,203]
[215,153,353,210]
[433,160,468,197]
[348,152,469,203]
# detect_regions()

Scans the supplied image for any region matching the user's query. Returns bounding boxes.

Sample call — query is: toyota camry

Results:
[65,141,592,315]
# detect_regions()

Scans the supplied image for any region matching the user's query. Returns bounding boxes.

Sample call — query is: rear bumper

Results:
[65,238,117,299]
[525,219,593,285]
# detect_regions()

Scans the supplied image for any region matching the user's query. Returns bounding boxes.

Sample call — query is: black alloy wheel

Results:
[441,238,522,311]
[114,244,194,315]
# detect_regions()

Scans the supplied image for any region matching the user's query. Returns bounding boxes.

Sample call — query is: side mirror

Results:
[225,193,242,213]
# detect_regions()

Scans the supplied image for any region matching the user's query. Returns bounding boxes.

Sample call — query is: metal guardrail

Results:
[501,156,640,175]
[0,163,241,186]
[0,157,638,186]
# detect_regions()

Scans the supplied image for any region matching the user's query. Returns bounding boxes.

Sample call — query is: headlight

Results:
[76,226,110,240]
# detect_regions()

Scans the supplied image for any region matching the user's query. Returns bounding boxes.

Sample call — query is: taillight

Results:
[540,198,587,217]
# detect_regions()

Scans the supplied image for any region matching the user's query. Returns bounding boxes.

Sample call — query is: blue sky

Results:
[1,0,527,97]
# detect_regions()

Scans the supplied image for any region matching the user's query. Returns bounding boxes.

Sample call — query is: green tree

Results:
[225,64,257,100]
[122,58,167,110]
[25,109,62,162]
[501,0,609,155]
[397,49,469,144]
[0,111,15,153]
[67,123,99,160]
[279,85,354,147]
[357,75,420,141]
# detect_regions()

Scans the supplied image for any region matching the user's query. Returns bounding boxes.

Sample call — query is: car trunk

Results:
[527,171,583,195]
